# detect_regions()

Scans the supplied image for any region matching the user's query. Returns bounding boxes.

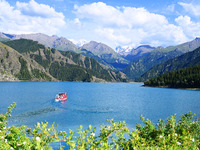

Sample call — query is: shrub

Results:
[0,103,199,149]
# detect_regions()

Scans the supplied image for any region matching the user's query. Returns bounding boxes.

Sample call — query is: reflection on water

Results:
[10,100,114,123]
[69,103,114,113]
[13,107,59,119]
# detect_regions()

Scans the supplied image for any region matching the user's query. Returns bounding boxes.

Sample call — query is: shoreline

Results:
[143,85,200,91]
[0,80,135,83]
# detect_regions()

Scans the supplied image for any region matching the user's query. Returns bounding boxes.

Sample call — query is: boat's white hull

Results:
[55,98,67,102]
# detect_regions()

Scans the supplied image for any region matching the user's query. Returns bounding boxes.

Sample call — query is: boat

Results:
[55,92,68,101]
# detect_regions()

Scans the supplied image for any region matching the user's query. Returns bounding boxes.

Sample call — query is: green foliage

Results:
[1,40,127,82]
[16,57,32,80]
[0,103,60,150]
[49,59,122,82]
[1,58,4,63]
[49,62,92,82]
[61,51,90,67]
[6,51,9,58]
[31,69,52,81]
[4,39,45,53]
[30,54,50,69]
[29,49,51,69]
[51,48,56,54]
[4,39,51,68]
[1,103,200,149]
[76,49,110,67]
[43,49,51,61]
[144,65,200,88]
[54,51,120,82]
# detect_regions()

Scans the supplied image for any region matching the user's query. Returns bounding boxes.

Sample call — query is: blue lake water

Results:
[1,82,200,148]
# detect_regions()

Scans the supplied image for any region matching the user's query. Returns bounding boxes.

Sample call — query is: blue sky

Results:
[1,0,200,49]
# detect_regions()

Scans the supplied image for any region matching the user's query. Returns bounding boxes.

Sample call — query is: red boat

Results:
[55,92,68,101]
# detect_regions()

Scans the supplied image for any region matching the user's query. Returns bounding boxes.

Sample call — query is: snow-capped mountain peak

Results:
[69,39,89,47]
[115,45,134,56]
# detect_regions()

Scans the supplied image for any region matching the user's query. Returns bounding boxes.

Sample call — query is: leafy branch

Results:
[0,103,199,149]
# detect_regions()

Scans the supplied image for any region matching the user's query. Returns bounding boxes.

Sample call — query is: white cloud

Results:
[178,2,200,17]
[1,0,198,49]
[73,2,188,48]
[74,2,168,29]
[16,0,63,18]
[175,15,200,38]
[175,15,191,25]
[95,28,131,45]
[0,0,66,35]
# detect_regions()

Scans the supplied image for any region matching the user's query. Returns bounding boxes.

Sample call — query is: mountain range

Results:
[0,39,128,82]
[122,38,200,81]
[81,41,129,70]
[0,32,129,70]
[139,46,200,81]
[1,32,200,83]
[124,45,156,61]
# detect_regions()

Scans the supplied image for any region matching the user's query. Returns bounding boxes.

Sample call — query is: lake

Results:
[1,82,200,148]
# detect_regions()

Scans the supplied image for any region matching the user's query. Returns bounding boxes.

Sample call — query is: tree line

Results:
[144,65,200,88]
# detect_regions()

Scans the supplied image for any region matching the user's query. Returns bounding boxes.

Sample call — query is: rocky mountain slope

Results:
[125,45,155,61]
[3,39,128,82]
[1,33,78,52]
[81,41,129,70]
[0,42,54,81]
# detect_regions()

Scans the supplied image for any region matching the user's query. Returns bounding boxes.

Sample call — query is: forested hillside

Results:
[139,47,200,81]
[144,65,200,88]
[2,32,200,83]
[123,38,200,81]
[123,49,183,80]
[0,33,128,70]
[0,42,53,81]
[3,39,128,82]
